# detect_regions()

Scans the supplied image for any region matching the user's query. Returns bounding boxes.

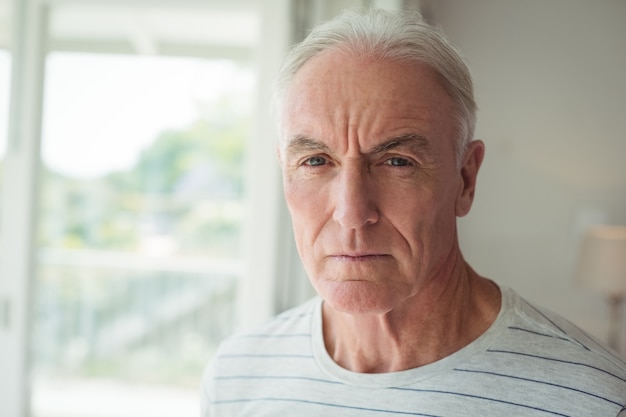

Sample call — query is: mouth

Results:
[330,253,389,262]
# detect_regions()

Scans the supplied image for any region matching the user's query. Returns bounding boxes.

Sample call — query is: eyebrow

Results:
[285,135,331,160]
[284,133,434,160]
[287,135,330,153]
[369,134,434,159]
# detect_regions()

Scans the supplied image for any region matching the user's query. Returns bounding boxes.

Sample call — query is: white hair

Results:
[273,8,477,167]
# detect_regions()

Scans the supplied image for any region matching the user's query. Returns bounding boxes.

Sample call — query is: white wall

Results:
[429,0,626,350]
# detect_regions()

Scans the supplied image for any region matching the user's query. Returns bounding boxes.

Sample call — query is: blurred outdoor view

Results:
[29,52,254,416]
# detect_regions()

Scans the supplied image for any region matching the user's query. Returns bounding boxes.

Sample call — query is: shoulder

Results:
[495,288,626,393]
[211,297,319,363]
[508,289,624,363]
[458,287,626,415]
[201,298,321,414]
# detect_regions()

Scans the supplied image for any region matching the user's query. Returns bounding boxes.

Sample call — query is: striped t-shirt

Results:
[202,287,626,416]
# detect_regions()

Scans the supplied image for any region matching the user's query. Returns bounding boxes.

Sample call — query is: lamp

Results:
[576,225,626,351]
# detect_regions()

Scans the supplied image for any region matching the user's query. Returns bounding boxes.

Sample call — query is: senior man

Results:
[202,8,626,416]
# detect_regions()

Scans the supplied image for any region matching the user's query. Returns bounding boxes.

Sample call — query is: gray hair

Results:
[273,8,477,167]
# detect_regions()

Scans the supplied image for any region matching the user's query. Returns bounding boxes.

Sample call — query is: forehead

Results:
[279,48,457,153]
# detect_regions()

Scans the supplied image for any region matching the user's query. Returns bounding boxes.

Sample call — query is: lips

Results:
[329,253,389,261]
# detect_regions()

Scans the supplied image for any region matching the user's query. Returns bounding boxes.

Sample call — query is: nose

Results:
[332,163,379,229]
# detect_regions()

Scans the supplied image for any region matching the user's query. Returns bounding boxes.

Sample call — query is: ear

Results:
[455,140,485,217]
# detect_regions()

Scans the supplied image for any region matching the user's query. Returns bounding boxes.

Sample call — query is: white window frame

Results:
[0,1,296,416]
[0,1,47,416]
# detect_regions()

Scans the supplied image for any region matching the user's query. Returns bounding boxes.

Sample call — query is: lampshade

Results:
[576,225,626,296]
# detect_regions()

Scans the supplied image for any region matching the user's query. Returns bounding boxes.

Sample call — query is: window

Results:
[32,52,254,416]
[29,4,261,417]
[0,49,9,203]
[0,2,294,416]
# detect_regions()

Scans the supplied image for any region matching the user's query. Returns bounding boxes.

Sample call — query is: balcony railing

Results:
[33,248,240,386]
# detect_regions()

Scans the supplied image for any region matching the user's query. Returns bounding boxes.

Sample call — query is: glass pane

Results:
[32,52,254,417]
[0,49,9,205]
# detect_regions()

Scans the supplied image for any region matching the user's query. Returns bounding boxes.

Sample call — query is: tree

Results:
[40,96,250,252]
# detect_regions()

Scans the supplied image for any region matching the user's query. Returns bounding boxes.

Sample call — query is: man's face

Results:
[279,49,479,315]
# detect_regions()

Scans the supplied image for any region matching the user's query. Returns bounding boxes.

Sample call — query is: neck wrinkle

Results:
[322,256,501,374]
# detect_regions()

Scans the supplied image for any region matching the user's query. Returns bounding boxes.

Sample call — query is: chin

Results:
[317,280,397,315]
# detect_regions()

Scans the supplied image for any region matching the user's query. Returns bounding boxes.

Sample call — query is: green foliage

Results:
[106,96,248,197]
[39,96,250,254]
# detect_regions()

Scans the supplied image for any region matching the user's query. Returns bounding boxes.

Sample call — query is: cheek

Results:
[284,180,328,245]
[383,184,456,250]
[285,179,317,217]
[421,192,460,257]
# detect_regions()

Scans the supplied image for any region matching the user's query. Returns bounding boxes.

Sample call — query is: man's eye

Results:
[385,157,411,167]
[303,156,327,166]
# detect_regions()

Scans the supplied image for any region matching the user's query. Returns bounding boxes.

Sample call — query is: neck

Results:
[321,259,501,373]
